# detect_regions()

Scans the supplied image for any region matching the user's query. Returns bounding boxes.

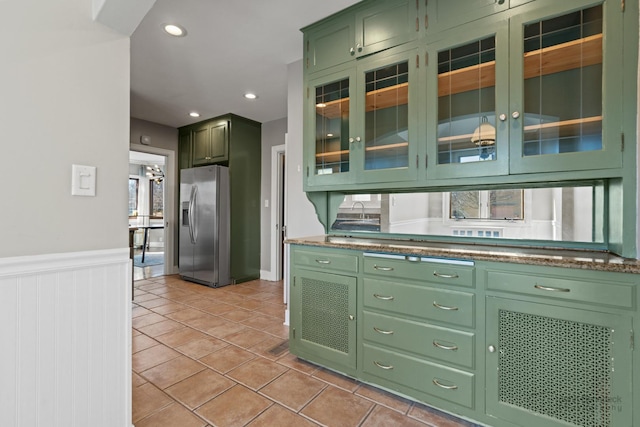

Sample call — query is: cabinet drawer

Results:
[486,270,635,309]
[363,311,475,368]
[364,278,475,327]
[363,344,474,408]
[364,254,474,288]
[293,248,359,274]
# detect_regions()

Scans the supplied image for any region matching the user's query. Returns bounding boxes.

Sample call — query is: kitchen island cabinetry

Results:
[287,240,639,427]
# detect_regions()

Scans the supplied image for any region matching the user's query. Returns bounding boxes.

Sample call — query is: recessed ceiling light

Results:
[327,133,334,137]
[189,112,200,118]
[316,103,327,108]
[244,93,257,100]
[163,24,186,37]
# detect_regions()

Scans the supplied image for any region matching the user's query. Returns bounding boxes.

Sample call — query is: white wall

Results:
[1,0,130,258]
[0,0,133,425]
[286,60,324,239]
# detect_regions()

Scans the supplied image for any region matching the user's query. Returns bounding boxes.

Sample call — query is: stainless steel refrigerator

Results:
[179,165,231,287]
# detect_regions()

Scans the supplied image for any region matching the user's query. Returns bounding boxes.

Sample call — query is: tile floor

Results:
[132,275,476,427]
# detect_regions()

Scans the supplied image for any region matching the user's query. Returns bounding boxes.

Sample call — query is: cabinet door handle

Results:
[433,271,459,279]
[433,301,458,311]
[373,294,394,301]
[373,327,394,335]
[432,378,458,390]
[433,340,458,351]
[534,284,570,292]
[373,360,394,370]
[315,259,331,264]
[373,265,394,271]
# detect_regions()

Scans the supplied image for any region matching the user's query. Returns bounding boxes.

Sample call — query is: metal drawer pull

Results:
[373,327,394,335]
[373,360,394,370]
[433,271,459,279]
[432,379,458,390]
[534,284,570,292]
[374,294,395,301]
[315,259,331,264]
[373,264,394,271]
[433,340,458,351]
[433,301,459,311]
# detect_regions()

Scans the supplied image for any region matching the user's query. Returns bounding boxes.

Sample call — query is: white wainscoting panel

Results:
[0,248,132,427]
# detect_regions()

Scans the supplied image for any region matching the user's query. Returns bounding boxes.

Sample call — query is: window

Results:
[128,178,139,217]
[450,189,523,220]
[150,179,164,218]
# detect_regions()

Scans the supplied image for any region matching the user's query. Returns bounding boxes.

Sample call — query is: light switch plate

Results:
[71,164,96,196]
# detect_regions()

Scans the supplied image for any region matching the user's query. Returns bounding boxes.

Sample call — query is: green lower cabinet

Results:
[485,297,633,427]
[289,268,358,375]
[362,344,475,409]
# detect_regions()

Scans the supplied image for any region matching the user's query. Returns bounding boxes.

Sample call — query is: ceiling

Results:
[130,0,361,129]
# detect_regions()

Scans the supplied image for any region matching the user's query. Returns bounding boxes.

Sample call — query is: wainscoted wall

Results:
[0,249,131,427]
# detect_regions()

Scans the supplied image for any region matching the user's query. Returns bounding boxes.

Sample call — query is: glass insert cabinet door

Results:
[509,1,623,173]
[426,21,510,180]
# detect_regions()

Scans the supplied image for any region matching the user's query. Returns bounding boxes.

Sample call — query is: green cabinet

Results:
[289,247,358,374]
[192,119,229,166]
[179,114,261,283]
[303,0,419,74]
[306,45,420,190]
[302,0,635,191]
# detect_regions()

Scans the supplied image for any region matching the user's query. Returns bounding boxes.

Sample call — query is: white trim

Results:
[260,269,276,281]
[0,248,129,277]
[270,143,286,282]
[129,143,178,274]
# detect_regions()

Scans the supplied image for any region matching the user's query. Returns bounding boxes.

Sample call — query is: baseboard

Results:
[260,269,276,281]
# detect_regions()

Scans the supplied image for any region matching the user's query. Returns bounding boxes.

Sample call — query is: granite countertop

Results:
[285,235,640,274]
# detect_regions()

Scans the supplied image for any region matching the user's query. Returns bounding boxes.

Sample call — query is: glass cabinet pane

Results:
[364,61,409,171]
[437,36,497,164]
[315,78,350,175]
[522,5,603,156]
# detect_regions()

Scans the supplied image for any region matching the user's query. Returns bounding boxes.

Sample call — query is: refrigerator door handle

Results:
[188,185,197,244]
[191,185,199,243]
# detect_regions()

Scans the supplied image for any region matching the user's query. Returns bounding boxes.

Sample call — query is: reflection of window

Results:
[150,179,163,218]
[450,189,523,220]
[128,178,139,217]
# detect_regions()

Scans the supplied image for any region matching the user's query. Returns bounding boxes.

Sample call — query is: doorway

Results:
[270,144,286,282]
[129,144,176,279]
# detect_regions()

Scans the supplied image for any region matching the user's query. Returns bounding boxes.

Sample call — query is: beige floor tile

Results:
[240,314,279,330]
[138,319,184,337]
[276,353,320,375]
[165,307,208,322]
[181,314,226,332]
[132,372,147,387]
[301,386,374,427]
[151,302,189,315]
[198,301,238,315]
[233,298,264,310]
[199,345,256,373]
[226,357,288,390]
[259,369,326,411]
[141,355,206,389]
[356,384,412,414]
[224,328,271,348]
[132,383,173,423]
[313,367,360,392]
[219,308,256,322]
[408,403,473,427]
[132,344,181,373]
[361,405,427,427]
[132,306,153,318]
[133,334,159,353]
[249,336,288,360]
[195,385,272,427]
[166,369,235,410]
[176,337,229,359]
[134,293,163,303]
[137,297,174,309]
[132,312,167,329]
[135,403,207,427]
[246,404,318,427]
[155,327,209,348]
[204,321,246,339]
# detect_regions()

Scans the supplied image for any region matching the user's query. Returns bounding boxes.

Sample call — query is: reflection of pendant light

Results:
[471,116,496,146]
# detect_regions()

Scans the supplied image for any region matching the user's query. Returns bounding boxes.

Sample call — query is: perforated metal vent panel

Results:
[498,310,612,427]
[300,277,349,354]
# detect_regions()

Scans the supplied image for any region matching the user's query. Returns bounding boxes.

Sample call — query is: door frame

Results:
[270,143,286,282]
[129,143,177,275]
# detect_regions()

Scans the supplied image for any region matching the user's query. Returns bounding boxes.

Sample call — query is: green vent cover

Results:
[498,310,612,427]
[300,277,349,354]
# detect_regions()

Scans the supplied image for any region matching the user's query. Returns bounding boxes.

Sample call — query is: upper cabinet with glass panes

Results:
[302,0,634,191]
